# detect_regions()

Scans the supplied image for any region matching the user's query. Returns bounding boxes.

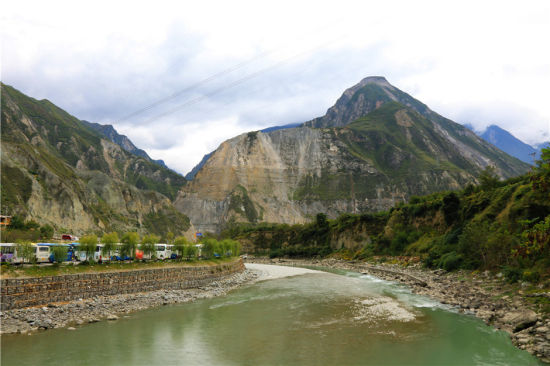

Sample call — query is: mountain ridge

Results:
[175,79,530,233]
[1,83,193,237]
[82,120,171,170]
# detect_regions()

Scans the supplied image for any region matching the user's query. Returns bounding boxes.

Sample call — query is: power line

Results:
[117,49,272,123]
[135,36,343,126]
[117,18,349,125]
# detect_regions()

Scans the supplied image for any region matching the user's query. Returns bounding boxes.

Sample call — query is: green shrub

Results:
[183,244,198,260]
[101,232,119,258]
[502,266,522,283]
[173,236,188,259]
[16,241,36,263]
[439,251,463,271]
[51,245,68,264]
[79,235,98,262]
[40,224,54,239]
[120,232,139,259]
[522,270,541,283]
[140,234,159,259]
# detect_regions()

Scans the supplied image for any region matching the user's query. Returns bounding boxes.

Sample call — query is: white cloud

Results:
[2,0,549,174]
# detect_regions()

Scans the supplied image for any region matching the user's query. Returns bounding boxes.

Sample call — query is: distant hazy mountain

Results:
[480,125,539,164]
[535,141,550,152]
[260,122,302,133]
[185,152,214,180]
[463,124,546,164]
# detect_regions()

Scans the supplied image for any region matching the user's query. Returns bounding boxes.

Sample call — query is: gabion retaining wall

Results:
[0,259,245,310]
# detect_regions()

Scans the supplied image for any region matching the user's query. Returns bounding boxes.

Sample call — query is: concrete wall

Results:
[0,259,244,310]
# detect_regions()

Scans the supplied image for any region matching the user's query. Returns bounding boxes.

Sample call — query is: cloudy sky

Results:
[2,0,549,174]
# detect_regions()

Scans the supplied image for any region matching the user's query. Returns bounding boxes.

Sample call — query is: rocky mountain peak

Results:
[305,76,430,129]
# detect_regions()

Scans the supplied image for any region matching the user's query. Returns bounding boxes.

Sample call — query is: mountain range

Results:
[1,83,193,237]
[0,77,533,235]
[174,77,529,232]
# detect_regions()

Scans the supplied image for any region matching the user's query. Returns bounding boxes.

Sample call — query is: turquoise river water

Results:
[0,266,543,365]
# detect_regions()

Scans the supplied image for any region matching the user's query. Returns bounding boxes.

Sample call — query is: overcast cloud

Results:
[2,0,549,174]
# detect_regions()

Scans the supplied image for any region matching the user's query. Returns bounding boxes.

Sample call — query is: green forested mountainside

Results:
[0,83,190,236]
[225,148,550,280]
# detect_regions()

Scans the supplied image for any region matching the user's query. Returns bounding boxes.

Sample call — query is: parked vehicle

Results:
[61,234,79,241]
[168,245,178,259]
[0,243,17,263]
[155,244,168,260]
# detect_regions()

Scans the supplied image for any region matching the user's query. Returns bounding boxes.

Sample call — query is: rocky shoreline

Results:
[245,257,550,363]
[0,269,258,335]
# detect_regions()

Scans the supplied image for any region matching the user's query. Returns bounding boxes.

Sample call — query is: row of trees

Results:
[75,232,241,262]
[12,234,242,265]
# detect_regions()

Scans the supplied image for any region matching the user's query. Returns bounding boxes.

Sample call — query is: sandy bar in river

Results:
[245,263,322,281]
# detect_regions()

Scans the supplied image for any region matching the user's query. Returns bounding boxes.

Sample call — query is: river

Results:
[1,264,542,365]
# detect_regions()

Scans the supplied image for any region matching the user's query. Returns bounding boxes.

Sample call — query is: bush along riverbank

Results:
[0,261,258,335]
[245,257,550,363]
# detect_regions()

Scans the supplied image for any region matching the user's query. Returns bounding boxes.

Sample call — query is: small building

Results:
[0,216,12,227]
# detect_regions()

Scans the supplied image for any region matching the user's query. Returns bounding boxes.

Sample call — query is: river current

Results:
[1,265,542,365]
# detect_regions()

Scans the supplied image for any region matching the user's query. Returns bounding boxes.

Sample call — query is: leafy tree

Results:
[516,215,550,261]
[316,213,328,228]
[120,232,139,259]
[101,232,119,258]
[10,215,25,230]
[232,239,240,256]
[442,192,460,225]
[140,234,160,260]
[165,231,174,244]
[51,245,69,264]
[479,166,500,190]
[531,147,550,193]
[173,236,188,259]
[220,239,231,257]
[15,241,36,263]
[79,235,98,262]
[183,243,198,260]
[25,220,40,230]
[202,238,218,259]
[39,224,54,240]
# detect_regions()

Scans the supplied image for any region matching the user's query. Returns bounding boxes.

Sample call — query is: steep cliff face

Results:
[175,79,530,233]
[1,84,192,237]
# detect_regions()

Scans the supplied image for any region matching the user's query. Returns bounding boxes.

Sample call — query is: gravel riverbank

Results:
[0,269,259,335]
[246,257,550,363]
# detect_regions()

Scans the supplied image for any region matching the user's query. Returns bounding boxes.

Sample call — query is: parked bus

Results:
[0,243,18,263]
[154,244,167,259]
[34,243,54,263]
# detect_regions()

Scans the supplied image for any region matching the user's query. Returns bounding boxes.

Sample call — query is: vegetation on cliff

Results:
[224,148,550,282]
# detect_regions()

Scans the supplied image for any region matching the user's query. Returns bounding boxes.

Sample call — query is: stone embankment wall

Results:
[0,259,244,310]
